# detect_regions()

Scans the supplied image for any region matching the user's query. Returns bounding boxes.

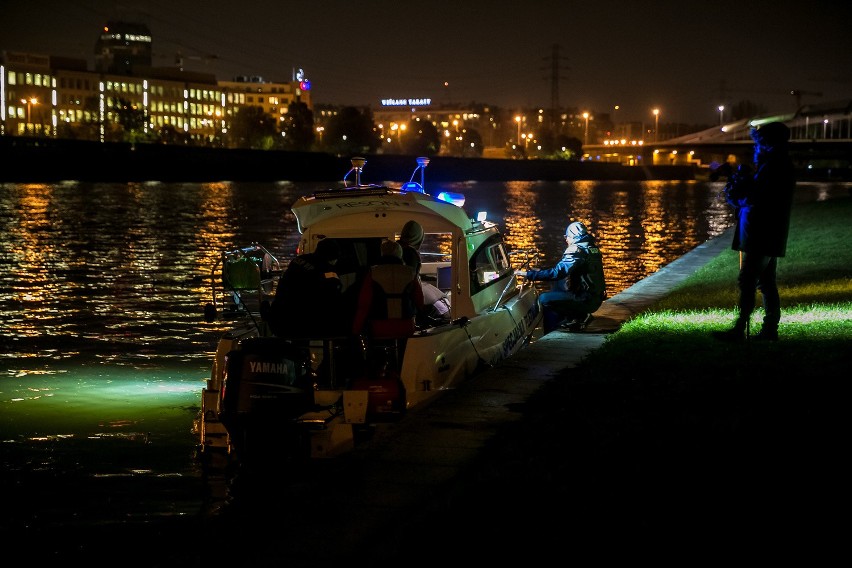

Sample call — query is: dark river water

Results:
[0,177,848,535]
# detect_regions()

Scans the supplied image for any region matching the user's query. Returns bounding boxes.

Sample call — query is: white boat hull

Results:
[195,158,543,463]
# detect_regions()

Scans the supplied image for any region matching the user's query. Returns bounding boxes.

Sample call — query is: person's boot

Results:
[560,313,593,332]
[712,319,747,343]
[753,325,778,342]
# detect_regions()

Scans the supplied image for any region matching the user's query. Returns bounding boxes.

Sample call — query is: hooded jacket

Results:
[270,250,343,337]
[727,124,796,257]
[523,233,606,301]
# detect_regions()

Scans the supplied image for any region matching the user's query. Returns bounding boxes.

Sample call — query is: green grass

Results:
[581,196,852,381]
[390,195,851,557]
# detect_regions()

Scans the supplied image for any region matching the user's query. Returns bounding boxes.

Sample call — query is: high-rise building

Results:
[94,21,153,75]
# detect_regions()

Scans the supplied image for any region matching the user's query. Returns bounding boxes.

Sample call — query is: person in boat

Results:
[515,221,607,334]
[267,238,346,338]
[352,240,425,366]
[398,220,451,326]
[399,219,424,275]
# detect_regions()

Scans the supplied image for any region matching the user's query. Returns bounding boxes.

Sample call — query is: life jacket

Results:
[365,263,418,338]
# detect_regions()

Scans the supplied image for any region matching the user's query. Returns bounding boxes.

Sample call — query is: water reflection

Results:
[466,179,737,295]
[502,181,543,264]
[0,179,848,440]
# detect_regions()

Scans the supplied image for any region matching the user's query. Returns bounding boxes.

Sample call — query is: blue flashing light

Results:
[299,80,311,91]
[436,191,465,207]
[401,182,425,193]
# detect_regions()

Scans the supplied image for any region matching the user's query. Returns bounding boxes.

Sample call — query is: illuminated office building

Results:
[1,21,309,145]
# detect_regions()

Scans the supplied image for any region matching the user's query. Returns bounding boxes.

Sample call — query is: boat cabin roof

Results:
[291,185,475,236]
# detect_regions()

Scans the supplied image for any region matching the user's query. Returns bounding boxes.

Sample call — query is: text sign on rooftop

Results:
[381,98,432,107]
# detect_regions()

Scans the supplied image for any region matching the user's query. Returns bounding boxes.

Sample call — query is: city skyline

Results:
[3,0,851,125]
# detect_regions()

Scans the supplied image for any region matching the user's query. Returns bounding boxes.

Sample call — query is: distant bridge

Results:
[586,99,852,178]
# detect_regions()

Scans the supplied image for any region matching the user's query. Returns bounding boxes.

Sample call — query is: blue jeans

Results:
[539,290,599,333]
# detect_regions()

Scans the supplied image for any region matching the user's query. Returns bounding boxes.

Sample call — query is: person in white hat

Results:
[515,221,607,334]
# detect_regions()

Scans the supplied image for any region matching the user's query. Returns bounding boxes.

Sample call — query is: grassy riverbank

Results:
[409,195,852,562]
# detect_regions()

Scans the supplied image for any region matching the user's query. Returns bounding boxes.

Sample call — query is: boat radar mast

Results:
[343,156,367,187]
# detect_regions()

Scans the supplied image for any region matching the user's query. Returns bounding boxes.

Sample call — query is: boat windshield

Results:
[469,235,512,293]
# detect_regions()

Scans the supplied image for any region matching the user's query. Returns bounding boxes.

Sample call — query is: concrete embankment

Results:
[1,136,696,183]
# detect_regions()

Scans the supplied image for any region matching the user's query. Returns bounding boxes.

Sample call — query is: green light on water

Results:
[0,366,204,442]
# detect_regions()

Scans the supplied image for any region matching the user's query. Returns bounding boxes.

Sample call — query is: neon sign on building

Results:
[381,98,432,107]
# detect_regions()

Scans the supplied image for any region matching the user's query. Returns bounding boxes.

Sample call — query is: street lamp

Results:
[515,115,521,145]
[582,112,590,145]
[653,108,660,143]
[718,105,725,126]
[613,105,620,137]
[21,97,38,130]
[316,126,324,145]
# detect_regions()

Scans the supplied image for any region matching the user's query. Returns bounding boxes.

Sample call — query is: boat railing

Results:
[312,185,389,199]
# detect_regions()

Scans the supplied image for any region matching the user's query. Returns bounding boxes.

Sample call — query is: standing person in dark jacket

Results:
[516,221,606,334]
[713,121,796,342]
[268,238,345,337]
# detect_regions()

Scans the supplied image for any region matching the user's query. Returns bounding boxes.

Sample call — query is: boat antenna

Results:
[343,156,367,187]
[407,156,430,188]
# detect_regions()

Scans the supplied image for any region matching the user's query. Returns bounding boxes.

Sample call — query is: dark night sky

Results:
[3,0,851,125]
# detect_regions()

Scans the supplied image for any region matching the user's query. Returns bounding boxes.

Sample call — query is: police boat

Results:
[195,156,542,465]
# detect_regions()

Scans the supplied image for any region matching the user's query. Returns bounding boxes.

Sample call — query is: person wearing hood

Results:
[398,219,425,274]
[516,221,607,334]
[398,220,451,326]
[713,121,796,342]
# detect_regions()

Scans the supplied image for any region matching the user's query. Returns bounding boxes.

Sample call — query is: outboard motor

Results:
[218,337,315,461]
